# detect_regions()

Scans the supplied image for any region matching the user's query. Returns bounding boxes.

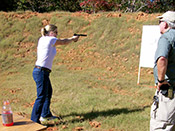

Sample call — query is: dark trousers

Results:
[31,67,53,123]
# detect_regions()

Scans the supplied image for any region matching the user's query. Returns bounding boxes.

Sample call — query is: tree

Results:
[17,0,54,12]
[53,0,81,12]
[16,0,81,12]
[0,0,17,11]
[1,0,175,13]
[80,0,116,13]
[80,0,175,13]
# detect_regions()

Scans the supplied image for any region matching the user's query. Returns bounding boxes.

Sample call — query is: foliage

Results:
[53,0,82,12]
[143,0,175,13]
[1,0,175,13]
[80,0,116,13]
[0,0,17,11]
[79,0,175,13]
[16,0,81,12]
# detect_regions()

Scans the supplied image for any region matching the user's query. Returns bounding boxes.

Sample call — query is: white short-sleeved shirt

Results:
[35,36,57,70]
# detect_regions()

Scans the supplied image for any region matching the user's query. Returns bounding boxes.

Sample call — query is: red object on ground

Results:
[2,101,14,126]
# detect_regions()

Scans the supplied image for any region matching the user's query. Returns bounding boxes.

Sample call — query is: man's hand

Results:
[157,80,171,91]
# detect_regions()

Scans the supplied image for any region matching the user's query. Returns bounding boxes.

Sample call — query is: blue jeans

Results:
[31,67,53,123]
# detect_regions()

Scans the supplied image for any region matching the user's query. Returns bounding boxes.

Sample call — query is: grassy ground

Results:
[0,11,160,130]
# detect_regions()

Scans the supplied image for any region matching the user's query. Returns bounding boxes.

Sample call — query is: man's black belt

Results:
[35,66,51,73]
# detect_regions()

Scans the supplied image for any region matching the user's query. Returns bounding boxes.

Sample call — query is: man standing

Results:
[150,11,175,130]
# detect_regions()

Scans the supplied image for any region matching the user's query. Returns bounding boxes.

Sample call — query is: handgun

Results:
[74,33,87,37]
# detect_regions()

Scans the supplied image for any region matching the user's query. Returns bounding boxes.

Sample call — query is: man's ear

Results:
[164,22,169,29]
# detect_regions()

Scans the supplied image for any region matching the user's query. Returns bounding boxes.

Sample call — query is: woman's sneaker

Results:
[39,116,60,125]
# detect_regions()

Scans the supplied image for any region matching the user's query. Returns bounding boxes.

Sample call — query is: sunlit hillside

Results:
[0,11,161,131]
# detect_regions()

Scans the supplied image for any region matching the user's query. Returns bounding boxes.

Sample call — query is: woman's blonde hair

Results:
[41,24,57,36]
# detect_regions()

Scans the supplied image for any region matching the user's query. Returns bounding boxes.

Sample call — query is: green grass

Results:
[0,11,158,130]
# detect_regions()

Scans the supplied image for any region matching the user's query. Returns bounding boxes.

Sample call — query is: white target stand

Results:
[137,25,161,85]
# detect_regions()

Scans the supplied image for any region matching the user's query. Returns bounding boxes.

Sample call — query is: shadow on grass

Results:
[61,105,150,123]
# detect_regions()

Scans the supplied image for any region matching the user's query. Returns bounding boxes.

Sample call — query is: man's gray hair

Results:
[166,21,175,28]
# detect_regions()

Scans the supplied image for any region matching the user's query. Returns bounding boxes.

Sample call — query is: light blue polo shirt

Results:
[154,29,175,85]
